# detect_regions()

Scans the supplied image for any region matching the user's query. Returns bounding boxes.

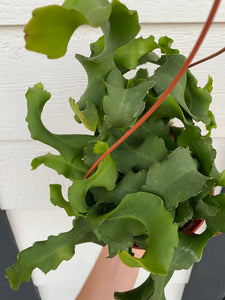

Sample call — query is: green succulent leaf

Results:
[68,142,118,215]
[125,118,176,151]
[92,169,147,206]
[90,36,105,57]
[32,153,88,180]
[219,170,225,186]
[62,0,111,26]
[103,69,154,131]
[138,51,160,66]
[26,83,94,163]
[117,195,178,274]
[69,98,99,132]
[174,200,194,228]
[99,0,140,59]
[205,193,225,233]
[115,36,158,70]
[143,148,210,209]
[195,197,218,219]
[147,93,191,125]
[72,217,105,246]
[152,54,190,114]
[177,125,216,175]
[170,229,214,271]
[206,110,217,136]
[185,71,212,124]
[151,55,213,125]
[114,274,154,300]
[108,129,169,173]
[107,234,134,258]
[24,0,111,58]
[5,217,94,291]
[132,68,150,86]
[88,192,178,274]
[150,272,174,300]
[76,53,116,110]
[158,36,179,56]
[50,184,74,216]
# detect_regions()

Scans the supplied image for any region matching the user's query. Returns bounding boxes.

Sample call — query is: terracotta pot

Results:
[181,218,205,236]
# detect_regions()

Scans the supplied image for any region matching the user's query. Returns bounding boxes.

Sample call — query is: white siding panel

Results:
[213,138,225,173]
[0,141,72,209]
[0,0,225,25]
[1,24,225,140]
[6,208,73,250]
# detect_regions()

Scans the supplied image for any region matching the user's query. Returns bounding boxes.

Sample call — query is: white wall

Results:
[1,1,225,299]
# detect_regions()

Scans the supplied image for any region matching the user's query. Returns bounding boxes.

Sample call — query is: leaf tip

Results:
[94,141,109,155]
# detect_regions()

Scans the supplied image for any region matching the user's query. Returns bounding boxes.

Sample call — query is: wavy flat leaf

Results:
[122,118,176,151]
[206,110,217,136]
[184,71,212,124]
[190,178,217,211]
[114,274,154,300]
[195,197,218,219]
[68,142,118,214]
[170,229,214,271]
[25,1,111,58]
[131,68,149,86]
[103,70,154,130]
[150,272,174,300]
[50,184,74,216]
[107,234,134,258]
[6,218,88,291]
[99,0,140,59]
[92,169,147,205]
[32,153,88,180]
[72,217,105,246]
[219,169,225,186]
[62,0,111,26]
[177,125,216,175]
[138,51,160,67]
[108,129,169,173]
[115,36,158,70]
[69,98,98,131]
[152,55,197,118]
[89,192,178,274]
[147,93,191,125]
[83,139,104,168]
[117,195,178,273]
[26,83,94,162]
[90,36,105,57]
[116,272,169,300]
[174,200,194,228]
[158,36,179,56]
[6,217,104,290]
[76,53,116,110]
[205,193,225,233]
[144,148,209,209]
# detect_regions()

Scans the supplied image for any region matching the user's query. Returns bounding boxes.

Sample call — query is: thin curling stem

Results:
[189,46,225,68]
[84,0,221,179]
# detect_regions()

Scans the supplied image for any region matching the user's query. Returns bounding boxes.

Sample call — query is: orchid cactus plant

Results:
[6,0,225,299]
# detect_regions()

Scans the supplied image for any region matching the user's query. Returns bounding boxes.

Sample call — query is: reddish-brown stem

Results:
[84,0,221,179]
[189,46,225,68]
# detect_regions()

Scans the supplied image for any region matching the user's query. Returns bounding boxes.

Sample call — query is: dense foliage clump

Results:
[6,0,225,298]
